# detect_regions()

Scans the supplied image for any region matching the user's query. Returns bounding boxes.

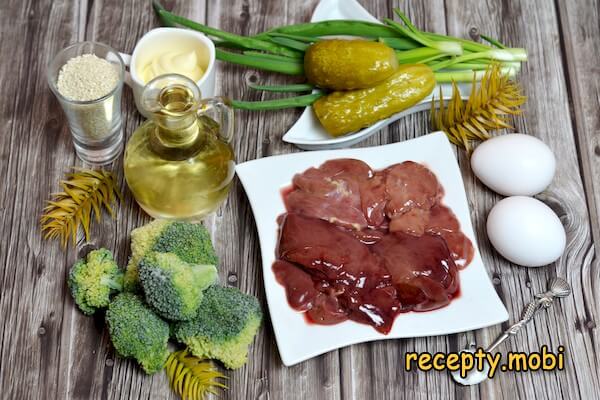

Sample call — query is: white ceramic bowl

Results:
[118,27,216,118]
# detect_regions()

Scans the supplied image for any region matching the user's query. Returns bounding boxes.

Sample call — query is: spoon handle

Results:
[485,291,555,353]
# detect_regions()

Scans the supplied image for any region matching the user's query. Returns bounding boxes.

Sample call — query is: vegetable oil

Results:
[124,74,235,220]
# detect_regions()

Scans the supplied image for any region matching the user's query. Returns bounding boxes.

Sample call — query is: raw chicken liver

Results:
[286,159,372,229]
[278,213,399,333]
[372,233,459,311]
[384,161,442,235]
[274,159,473,334]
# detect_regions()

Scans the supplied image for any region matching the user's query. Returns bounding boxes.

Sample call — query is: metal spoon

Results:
[451,277,571,385]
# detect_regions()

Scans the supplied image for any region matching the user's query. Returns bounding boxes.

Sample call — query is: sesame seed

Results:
[57,54,119,101]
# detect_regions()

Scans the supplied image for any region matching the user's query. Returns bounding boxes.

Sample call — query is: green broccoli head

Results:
[124,221,218,292]
[153,222,219,265]
[124,220,170,292]
[105,293,170,374]
[173,286,262,369]
[139,252,218,321]
[68,248,123,315]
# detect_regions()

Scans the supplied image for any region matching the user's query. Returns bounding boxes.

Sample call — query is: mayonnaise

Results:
[140,50,204,83]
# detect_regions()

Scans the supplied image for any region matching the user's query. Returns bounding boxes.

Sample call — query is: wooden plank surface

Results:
[0,0,598,399]
[444,2,599,400]
[556,0,600,247]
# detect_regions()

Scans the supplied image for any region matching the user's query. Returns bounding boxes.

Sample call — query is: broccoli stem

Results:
[101,275,124,291]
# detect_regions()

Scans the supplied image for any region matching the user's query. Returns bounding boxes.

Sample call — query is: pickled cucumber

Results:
[304,40,399,90]
[313,64,435,137]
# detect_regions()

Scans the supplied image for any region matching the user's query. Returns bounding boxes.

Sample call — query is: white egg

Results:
[471,134,556,196]
[486,196,566,267]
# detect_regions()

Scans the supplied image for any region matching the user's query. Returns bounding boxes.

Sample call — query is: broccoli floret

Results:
[68,249,123,315]
[124,221,218,292]
[154,222,219,265]
[139,252,218,321]
[173,286,262,369]
[124,220,170,292]
[105,293,170,374]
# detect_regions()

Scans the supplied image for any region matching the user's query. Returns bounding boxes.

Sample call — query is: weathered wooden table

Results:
[1,0,599,399]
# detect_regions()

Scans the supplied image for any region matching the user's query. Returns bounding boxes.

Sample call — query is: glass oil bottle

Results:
[124,74,235,220]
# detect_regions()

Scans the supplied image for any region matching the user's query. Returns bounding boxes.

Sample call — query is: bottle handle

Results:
[198,97,235,143]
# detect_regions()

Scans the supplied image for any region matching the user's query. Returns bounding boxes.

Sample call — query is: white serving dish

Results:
[236,132,508,366]
[282,0,469,150]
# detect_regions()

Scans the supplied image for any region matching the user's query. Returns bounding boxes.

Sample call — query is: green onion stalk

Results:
[247,83,315,92]
[230,93,323,110]
[433,66,519,83]
[153,1,527,110]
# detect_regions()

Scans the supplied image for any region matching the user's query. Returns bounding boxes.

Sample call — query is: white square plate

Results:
[236,132,508,366]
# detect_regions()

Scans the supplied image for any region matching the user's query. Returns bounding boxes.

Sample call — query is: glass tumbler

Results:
[47,42,125,165]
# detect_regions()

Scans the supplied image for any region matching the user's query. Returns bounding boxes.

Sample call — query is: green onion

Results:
[214,40,247,50]
[390,10,492,54]
[433,67,518,83]
[384,18,463,56]
[484,48,527,61]
[418,53,450,64]
[422,31,491,53]
[265,32,319,43]
[248,83,315,92]
[231,93,324,110]
[395,47,443,63]
[155,2,176,28]
[268,37,310,52]
[153,1,526,85]
[430,62,489,71]
[243,51,302,62]
[480,34,507,49]
[430,48,527,71]
[152,1,300,58]
[259,20,401,39]
[379,37,420,50]
[216,49,304,75]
